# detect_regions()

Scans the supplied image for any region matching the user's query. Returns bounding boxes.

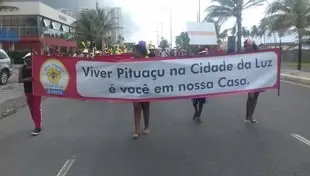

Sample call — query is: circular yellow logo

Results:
[40,59,69,95]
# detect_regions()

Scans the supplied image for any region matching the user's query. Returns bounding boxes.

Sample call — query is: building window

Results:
[18,16,25,26]
[62,25,69,32]
[11,16,18,26]
[51,21,61,30]
[4,16,11,26]
[43,18,51,27]
[0,16,4,25]
[25,16,38,26]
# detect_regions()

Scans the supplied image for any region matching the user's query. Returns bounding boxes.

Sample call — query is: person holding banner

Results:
[191,48,208,123]
[132,41,153,139]
[244,39,260,124]
[18,52,42,136]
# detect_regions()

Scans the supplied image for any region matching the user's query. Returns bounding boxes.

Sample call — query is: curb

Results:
[280,73,310,85]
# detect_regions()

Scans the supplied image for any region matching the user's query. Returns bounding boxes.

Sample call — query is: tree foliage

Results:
[205,0,266,51]
[203,18,228,44]
[175,32,199,53]
[159,38,169,49]
[74,8,116,49]
[264,0,310,70]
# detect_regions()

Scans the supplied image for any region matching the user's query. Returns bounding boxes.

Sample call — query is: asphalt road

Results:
[0,81,310,176]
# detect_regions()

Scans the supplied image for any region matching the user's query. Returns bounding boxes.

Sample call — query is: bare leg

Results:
[133,103,142,138]
[142,102,150,134]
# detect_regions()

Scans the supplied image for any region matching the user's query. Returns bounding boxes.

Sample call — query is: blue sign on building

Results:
[0,29,20,42]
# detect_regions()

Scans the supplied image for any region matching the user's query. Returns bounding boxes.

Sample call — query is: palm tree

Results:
[265,0,310,70]
[205,0,266,52]
[74,8,114,50]
[250,25,259,39]
[117,35,125,44]
[203,18,228,44]
[257,21,268,44]
[242,27,250,38]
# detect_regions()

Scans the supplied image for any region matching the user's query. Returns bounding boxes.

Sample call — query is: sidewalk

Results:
[281,68,310,85]
[0,65,25,118]
[0,83,24,118]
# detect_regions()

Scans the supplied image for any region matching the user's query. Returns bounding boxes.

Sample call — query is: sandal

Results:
[143,129,150,135]
[244,120,250,124]
[132,133,139,139]
[250,119,257,123]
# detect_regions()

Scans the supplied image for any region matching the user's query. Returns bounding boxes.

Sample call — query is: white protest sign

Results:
[76,51,279,100]
[186,21,218,45]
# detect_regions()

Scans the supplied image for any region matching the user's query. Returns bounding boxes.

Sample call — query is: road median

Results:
[281,73,310,85]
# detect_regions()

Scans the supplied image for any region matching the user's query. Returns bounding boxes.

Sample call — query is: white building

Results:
[0,1,77,54]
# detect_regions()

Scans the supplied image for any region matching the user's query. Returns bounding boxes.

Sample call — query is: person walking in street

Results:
[191,48,208,123]
[244,39,261,124]
[132,41,153,139]
[192,98,206,123]
[18,52,42,136]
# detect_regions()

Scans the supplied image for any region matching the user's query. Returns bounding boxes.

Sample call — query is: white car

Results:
[0,49,13,85]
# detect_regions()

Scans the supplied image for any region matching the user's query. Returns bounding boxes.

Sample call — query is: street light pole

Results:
[169,7,172,48]
[160,7,164,39]
[198,0,201,22]
[161,22,164,39]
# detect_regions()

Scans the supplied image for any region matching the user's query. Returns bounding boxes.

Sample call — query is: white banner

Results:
[75,51,279,100]
[186,22,218,45]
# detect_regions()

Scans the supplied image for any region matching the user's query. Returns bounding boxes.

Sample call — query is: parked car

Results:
[0,49,13,85]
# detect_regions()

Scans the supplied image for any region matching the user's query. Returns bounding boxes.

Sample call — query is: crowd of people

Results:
[19,39,261,138]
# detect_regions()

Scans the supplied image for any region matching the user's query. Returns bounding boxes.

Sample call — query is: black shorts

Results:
[192,98,206,105]
[133,102,150,107]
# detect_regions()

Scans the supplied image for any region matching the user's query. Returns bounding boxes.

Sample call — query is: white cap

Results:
[23,52,31,59]
[82,49,89,54]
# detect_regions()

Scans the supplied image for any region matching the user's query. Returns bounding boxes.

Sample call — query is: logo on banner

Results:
[40,59,69,95]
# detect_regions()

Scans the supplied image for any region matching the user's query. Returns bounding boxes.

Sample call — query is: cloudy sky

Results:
[69,0,295,44]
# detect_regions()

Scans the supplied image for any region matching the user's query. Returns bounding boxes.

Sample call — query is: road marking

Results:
[56,159,75,176]
[291,133,310,146]
[281,73,310,81]
[281,80,310,88]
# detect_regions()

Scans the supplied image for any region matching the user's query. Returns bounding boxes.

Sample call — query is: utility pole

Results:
[96,0,99,10]
[198,0,201,22]
[169,7,173,48]
[156,29,159,47]
[160,22,163,39]
[160,6,164,39]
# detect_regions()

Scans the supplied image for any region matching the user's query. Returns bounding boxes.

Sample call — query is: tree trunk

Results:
[236,13,242,52]
[297,33,302,70]
[273,33,277,47]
